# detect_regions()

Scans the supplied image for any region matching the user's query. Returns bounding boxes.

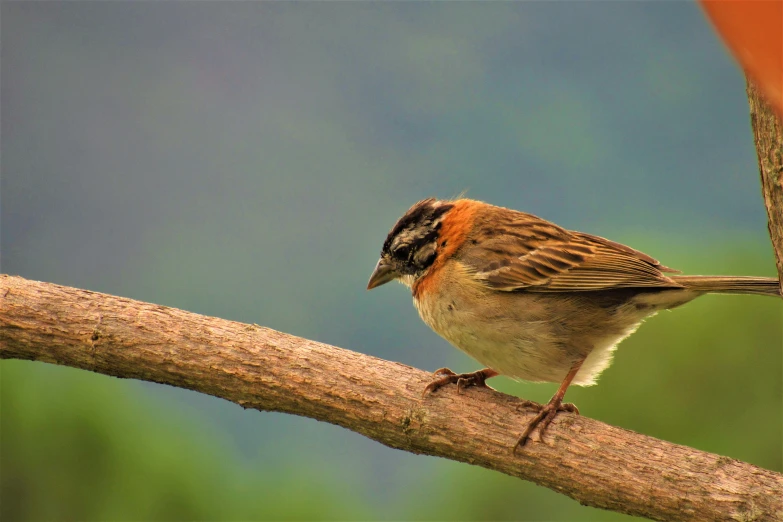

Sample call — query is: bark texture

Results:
[1,274,781,522]
[748,78,783,286]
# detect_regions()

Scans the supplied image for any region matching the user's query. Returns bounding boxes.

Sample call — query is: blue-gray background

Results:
[2,2,781,520]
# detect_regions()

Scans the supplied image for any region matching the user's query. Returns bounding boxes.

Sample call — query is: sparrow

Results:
[367,198,781,451]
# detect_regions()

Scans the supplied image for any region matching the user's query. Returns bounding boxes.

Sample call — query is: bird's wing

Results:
[463,214,681,293]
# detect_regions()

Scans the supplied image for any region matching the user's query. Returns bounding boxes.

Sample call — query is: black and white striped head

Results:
[367,198,454,289]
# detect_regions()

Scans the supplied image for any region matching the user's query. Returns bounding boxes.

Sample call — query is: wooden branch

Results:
[747,77,783,287]
[1,275,781,521]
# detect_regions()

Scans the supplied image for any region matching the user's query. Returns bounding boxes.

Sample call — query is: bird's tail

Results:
[671,275,781,297]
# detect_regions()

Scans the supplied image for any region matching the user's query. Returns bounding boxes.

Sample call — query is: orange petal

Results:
[699,0,783,117]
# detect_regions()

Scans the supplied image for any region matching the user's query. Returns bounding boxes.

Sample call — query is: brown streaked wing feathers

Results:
[466,212,682,292]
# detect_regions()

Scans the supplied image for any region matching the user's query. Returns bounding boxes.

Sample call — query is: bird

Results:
[366,198,781,451]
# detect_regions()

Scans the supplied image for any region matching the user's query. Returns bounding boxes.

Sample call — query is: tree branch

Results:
[747,77,783,287]
[1,274,781,521]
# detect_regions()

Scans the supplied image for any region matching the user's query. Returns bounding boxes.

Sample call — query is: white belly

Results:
[412,270,683,386]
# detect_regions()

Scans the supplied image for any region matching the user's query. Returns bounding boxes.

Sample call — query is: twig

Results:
[748,77,783,287]
[2,274,781,521]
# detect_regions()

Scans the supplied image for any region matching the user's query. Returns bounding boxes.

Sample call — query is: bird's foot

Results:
[422,367,498,397]
[513,397,579,452]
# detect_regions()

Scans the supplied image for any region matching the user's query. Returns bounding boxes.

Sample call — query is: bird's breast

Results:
[413,261,573,382]
[411,260,662,385]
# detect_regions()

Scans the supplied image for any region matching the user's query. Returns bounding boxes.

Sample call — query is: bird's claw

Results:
[513,399,579,452]
[422,367,497,397]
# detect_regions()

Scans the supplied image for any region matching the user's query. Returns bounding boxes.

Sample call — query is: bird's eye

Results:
[393,244,411,260]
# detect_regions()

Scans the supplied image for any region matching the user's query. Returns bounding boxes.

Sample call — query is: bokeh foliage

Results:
[2,1,782,520]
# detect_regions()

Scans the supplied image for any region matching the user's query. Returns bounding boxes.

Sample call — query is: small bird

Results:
[367,198,780,450]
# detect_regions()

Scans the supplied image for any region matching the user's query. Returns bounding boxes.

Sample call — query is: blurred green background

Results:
[2,2,781,520]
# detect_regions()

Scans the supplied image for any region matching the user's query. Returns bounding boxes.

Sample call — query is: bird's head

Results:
[367,198,455,290]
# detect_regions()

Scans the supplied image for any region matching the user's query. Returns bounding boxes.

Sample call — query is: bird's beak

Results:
[367,258,397,290]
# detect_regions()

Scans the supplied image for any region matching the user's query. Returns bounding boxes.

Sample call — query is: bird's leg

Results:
[513,358,585,452]
[423,368,499,396]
